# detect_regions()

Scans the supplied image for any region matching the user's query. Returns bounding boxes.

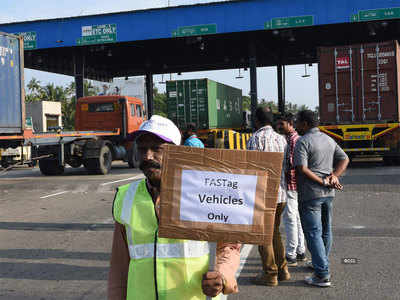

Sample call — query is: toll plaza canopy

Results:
[0,0,400,82]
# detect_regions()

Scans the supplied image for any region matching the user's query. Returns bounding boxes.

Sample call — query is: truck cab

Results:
[75,95,145,135]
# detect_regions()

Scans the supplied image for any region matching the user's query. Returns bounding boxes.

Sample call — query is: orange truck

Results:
[1,95,145,175]
[0,32,145,175]
[31,96,145,175]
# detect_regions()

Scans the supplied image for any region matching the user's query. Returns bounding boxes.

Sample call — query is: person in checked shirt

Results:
[276,113,306,267]
[246,107,289,286]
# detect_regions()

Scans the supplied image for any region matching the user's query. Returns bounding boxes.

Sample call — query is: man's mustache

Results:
[139,160,161,170]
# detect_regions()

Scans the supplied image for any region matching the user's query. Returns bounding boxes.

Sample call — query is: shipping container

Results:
[166,79,243,130]
[318,40,400,125]
[0,32,25,134]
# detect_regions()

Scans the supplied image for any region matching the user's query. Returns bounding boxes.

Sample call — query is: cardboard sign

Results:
[158,145,283,245]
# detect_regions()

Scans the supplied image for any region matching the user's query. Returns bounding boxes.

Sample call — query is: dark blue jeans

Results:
[299,197,333,280]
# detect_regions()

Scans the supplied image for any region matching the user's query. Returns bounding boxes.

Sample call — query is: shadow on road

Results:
[348,161,384,169]
[237,276,309,287]
[0,262,108,280]
[341,174,400,185]
[0,163,141,178]
[0,249,110,261]
[0,222,114,231]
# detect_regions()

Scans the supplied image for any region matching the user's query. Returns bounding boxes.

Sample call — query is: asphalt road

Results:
[0,161,399,300]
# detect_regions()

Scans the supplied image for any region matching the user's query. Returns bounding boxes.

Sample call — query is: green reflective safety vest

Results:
[113,179,220,300]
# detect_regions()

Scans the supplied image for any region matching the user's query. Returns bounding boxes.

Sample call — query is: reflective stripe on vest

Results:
[120,181,140,254]
[120,180,140,225]
[129,240,210,260]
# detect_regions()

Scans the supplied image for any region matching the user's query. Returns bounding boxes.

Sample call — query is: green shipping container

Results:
[166,79,243,130]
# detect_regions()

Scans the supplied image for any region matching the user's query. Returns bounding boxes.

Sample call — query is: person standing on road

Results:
[247,107,290,287]
[183,123,205,148]
[108,115,241,300]
[276,113,306,267]
[294,110,349,287]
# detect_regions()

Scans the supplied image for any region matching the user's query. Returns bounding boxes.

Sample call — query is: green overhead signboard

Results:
[351,7,400,22]
[265,15,314,30]
[76,24,117,45]
[172,24,217,37]
[359,7,400,21]
[17,31,37,50]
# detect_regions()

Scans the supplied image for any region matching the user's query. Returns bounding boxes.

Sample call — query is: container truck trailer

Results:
[318,40,400,164]
[166,78,252,149]
[166,79,244,130]
[0,32,145,175]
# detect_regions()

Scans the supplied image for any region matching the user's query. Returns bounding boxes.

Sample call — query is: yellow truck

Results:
[319,123,400,164]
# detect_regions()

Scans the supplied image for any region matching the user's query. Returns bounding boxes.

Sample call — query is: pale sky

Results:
[2,0,319,108]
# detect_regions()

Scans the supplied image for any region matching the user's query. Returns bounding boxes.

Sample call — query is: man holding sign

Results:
[107,115,241,300]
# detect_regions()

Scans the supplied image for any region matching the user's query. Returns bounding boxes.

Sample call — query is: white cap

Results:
[128,115,181,145]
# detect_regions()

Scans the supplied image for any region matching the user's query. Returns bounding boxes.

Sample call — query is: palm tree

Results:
[41,83,70,101]
[27,78,41,93]
[26,78,43,102]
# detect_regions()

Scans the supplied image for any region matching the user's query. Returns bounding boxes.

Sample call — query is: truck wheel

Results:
[83,159,96,174]
[84,145,112,175]
[68,159,82,168]
[39,159,64,175]
[28,160,37,168]
[383,156,395,166]
[393,157,400,166]
[128,142,140,168]
[1,160,9,169]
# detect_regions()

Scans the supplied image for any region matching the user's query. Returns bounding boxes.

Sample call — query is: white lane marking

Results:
[100,175,143,186]
[236,244,254,276]
[40,191,68,199]
[352,225,366,229]
[102,217,115,224]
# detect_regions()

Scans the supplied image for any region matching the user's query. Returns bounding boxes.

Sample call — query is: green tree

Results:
[25,78,43,102]
[258,99,278,113]
[254,98,311,115]
[242,95,251,111]
[67,80,98,98]
[153,86,167,117]
[40,83,70,102]
[285,102,299,113]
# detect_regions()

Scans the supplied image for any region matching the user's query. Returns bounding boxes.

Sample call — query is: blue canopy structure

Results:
[0,0,399,114]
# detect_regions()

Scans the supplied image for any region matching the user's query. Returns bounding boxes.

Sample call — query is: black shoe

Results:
[286,256,298,267]
[305,275,331,287]
[305,261,314,269]
[296,253,307,261]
